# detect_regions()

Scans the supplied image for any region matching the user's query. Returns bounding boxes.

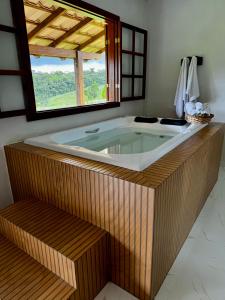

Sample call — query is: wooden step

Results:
[0,200,109,298]
[0,234,75,300]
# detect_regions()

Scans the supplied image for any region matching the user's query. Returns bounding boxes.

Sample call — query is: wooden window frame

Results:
[0,23,27,118]
[121,22,148,102]
[8,0,121,121]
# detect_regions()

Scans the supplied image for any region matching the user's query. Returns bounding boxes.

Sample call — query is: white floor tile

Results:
[95,165,225,300]
[94,282,138,300]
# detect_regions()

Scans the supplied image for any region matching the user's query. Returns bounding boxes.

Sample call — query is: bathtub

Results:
[25,117,206,171]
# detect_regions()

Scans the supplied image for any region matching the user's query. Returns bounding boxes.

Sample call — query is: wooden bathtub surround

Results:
[0,200,109,300]
[4,123,225,300]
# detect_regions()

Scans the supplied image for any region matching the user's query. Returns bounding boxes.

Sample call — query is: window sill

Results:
[27,101,120,121]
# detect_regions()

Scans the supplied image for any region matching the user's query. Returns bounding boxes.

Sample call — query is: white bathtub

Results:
[25,117,206,171]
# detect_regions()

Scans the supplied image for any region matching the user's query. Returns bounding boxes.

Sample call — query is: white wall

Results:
[145,0,225,156]
[0,0,149,208]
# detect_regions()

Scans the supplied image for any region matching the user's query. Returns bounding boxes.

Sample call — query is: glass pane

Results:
[122,53,132,75]
[30,56,77,111]
[24,0,108,111]
[135,32,145,53]
[0,31,19,70]
[0,0,13,27]
[122,27,133,51]
[122,78,132,98]
[134,78,143,97]
[0,76,25,111]
[135,56,144,76]
[83,52,107,105]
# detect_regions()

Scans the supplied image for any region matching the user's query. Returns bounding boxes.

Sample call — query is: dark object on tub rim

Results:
[160,119,187,126]
[134,117,158,123]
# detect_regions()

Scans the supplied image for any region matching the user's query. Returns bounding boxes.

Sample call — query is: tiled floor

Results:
[95,164,225,300]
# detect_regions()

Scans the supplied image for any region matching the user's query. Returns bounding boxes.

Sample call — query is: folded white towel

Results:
[186,56,200,102]
[174,57,190,118]
[185,102,196,115]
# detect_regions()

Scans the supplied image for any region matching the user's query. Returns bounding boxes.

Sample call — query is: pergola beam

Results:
[27,19,93,38]
[28,7,65,40]
[49,17,93,48]
[29,44,102,60]
[29,44,76,59]
[77,30,105,51]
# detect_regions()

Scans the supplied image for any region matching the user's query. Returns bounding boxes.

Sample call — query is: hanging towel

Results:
[174,57,189,118]
[186,56,200,102]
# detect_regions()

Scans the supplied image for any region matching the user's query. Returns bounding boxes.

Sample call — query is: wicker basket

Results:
[185,114,214,124]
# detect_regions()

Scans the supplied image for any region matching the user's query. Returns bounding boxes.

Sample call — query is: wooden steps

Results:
[0,235,75,300]
[0,200,109,300]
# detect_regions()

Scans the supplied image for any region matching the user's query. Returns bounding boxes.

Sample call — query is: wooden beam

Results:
[29,44,76,59]
[97,48,105,54]
[77,30,105,51]
[26,19,93,38]
[28,7,65,40]
[24,0,83,22]
[75,51,85,106]
[49,17,93,48]
[29,45,102,60]
[81,52,102,60]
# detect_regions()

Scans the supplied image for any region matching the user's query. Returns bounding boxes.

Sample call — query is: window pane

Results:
[135,32,145,53]
[30,56,76,111]
[122,53,132,75]
[0,76,25,111]
[122,78,132,98]
[135,56,144,76]
[122,27,133,51]
[83,52,107,106]
[0,0,13,27]
[23,0,111,112]
[0,31,19,70]
[134,78,143,97]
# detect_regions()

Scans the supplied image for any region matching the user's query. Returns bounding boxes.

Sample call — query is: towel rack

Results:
[181,56,203,66]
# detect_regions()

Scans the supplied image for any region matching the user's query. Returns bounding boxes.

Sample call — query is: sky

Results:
[30,54,106,73]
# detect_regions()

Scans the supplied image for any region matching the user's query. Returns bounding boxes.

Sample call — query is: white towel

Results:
[174,57,189,118]
[186,56,200,102]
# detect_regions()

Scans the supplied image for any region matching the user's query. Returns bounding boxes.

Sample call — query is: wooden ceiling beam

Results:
[49,17,93,47]
[24,0,84,22]
[77,30,105,51]
[97,48,105,54]
[29,44,77,59]
[26,20,93,38]
[29,45,102,60]
[28,7,65,40]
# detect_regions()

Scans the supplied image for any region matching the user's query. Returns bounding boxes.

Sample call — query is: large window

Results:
[9,0,120,121]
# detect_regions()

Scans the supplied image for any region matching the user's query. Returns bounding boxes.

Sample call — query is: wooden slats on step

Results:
[0,235,75,300]
[0,200,108,291]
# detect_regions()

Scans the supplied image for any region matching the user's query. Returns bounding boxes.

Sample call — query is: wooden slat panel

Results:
[0,200,108,291]
[5,146,155,299]
[4,123,225,299]
[0,235,75,300]
[150,128,225,299]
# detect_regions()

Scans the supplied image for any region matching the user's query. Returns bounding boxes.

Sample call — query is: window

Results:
[9,0,120,121]
[121,22,147,101]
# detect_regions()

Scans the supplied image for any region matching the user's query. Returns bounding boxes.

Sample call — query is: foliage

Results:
[32,69,107,110]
